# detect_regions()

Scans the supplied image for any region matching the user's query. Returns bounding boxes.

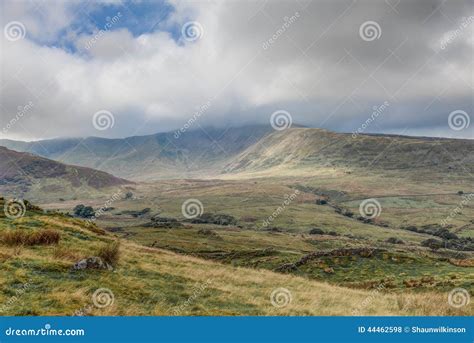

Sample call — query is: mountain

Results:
[0,125,273,181]
[0,146,131,200]
[1,125,473,181]
[222,128,474,177]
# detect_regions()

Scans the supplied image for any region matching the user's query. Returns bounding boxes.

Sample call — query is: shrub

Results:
[97,241,120,266]
[1,229,60,246]
[309,228,324,235]
[187,213,237,226]
[73,204,95,218]
[386,237,404,244]
[421,238,444,250]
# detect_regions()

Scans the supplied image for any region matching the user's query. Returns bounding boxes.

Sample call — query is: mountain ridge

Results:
[0,146,132,200]
[1,125,473,181]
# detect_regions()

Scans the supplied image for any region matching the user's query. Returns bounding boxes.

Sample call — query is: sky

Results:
[0,0,472,141]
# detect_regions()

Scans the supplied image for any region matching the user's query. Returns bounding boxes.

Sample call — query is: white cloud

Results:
[0,0,472,140]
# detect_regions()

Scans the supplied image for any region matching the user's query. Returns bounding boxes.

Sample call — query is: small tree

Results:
[73,204,95,218]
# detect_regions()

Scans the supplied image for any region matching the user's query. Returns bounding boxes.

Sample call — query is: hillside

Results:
[0,198,470,316]
[1,126,472,181]
[0,147,131,201]
[0,126,273,181]
[223,128,474,177]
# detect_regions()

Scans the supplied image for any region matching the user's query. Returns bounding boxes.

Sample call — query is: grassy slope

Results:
[1,207,472,316]
[0,147,132,202]
[223,128,474,177]
[117,224,474,290]
[38,175,473,293]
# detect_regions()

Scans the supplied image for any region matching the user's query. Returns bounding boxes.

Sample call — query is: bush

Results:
[97,241,120,266]
[309,228,324,235]
[386,237,404,244]
[187,213,237,226]
[1,229,60,246]
[73,204,95,218]
[421,238,444,250]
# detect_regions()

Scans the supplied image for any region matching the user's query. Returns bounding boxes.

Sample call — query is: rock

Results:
[72,257,113,271]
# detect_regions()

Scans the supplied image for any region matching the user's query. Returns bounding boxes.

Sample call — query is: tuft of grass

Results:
[97,240,121,266]
[0,229,60,246]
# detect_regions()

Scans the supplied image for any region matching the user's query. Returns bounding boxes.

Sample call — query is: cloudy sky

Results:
[0,0,472,141]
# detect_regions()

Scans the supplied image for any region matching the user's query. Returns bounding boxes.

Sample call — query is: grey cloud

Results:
[0,0,472,141]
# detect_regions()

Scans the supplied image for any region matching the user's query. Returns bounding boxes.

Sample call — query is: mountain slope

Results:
[0,147,131,200]
[222,128,474,177]
[0,199,468,316]
[0,125,273,181]
[1,126,472,181]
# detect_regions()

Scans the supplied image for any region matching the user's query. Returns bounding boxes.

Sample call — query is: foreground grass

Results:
[0,210,472,316]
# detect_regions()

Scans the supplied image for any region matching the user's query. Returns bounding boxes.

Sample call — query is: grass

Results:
[2,167,472,317]
[0,203,472,316]
[97,241,120,266]
[0,229,60,246]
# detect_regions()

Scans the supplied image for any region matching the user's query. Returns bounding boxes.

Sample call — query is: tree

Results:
[73,204,95,218]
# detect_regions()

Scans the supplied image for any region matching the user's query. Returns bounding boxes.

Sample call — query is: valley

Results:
[1,126,473,316]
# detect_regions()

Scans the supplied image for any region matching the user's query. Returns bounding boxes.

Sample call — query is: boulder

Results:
[72,257,113,271]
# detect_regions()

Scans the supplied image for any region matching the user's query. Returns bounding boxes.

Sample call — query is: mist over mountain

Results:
[1,125,472,181]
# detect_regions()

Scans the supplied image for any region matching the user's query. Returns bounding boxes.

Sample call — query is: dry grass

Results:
[0,229,60,246]
[52,245,84,262]
[97,240,120,266]
[133,243,472,316]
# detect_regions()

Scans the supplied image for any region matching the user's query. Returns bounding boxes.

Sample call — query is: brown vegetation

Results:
[0,229,60,246]
[97,240,121,266]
